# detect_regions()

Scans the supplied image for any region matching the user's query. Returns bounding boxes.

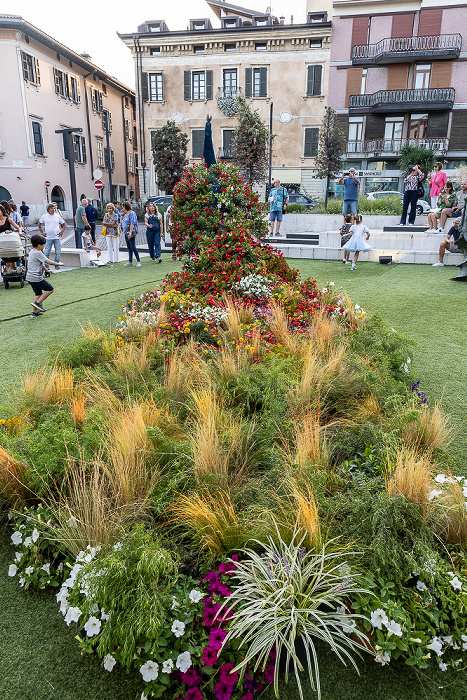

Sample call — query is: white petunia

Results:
[84,616,101,637]
[442,635,453,646]
[171,619,185,637]
[189,589,203,604]
[11,531,22,545]
[450,576,462,591]
[19,578,25,587]
[329,281,335,287]
[140,660,159,682]
[176,651,192,673]
[31,528,40,543]
[103,654,117,672]
[435,474,447,484]
[56,586,69,604]
[89,603,99,614]
[416,580,427,592]
[25,566,34,575]
[23,537,32,548]
[41,563,51,574]
[15,552,23,563]
[162,659,174,674]
[101,608,111,621]
[141,694,148,700]
[461,634,467,651]
[428,489,443,501]
[57,562,63,572]
[67,516,78,529]
[7,511,13,520]
[386,620,403,637]
[113,541,123,551]
[64,606,82,626]
[375,650,391,666]
[439,662,448,672]
[463,487,467,498]
[8,564,18,577]
[424,559,437,575]
[171,596,179,610]
[371,608,389,630]
[427,637,443,657]
[341,618,357,635]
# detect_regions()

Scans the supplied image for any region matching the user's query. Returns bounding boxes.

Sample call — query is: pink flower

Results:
[214,680,233,700]
[209,627,227,650]
[240,694,254,700]
[182,669,201,687]
[186,689,203,700]
[264,664,275,683]
[201,646,218,666]
[220,663,239,686]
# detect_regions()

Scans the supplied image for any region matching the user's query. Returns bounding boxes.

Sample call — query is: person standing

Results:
[20,201,29,231]
[102,202,120,264]
[74,198,88,248]
[338,168,360,217]
[38,203,67,268]
[268,179,289,236]
[145,202,163,262]
[342,214,372,270]
[85,198,99,245]
[399,164,424,226]
[428,162,447,210]
[121,201,141,267]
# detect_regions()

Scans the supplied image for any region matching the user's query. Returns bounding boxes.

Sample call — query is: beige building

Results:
[119,0,331,199]
[0,15,138,221]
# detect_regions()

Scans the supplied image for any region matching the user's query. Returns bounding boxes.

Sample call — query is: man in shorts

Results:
[20,201,29,231]
[26,234,63,317]
[268,179,289,236]
[338,168,360,218]
[432,217,462,266]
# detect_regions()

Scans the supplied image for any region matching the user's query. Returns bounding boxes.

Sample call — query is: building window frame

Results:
[303,126,319,158]
[361,68,368,95]
[91,88,103,113]
[245,67,268,98]
[255,42,267,51]
[31,119,44,156]
[194,44,206,54]
[414,64,431,90]
[149,72,164,101]
[128,153,134,173]
[21,51,40,85]
[223,68,238,97]
[96,138,104,168]
[306,64,323,97]
[192,129,204,158]
[73,134,87,164]
[224,42,236,52]
[192,71,206,100]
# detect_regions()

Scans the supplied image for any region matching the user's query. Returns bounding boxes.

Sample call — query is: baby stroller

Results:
[0,231,27,289]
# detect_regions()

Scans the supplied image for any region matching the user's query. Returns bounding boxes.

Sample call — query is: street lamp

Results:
[102,109,113,203]
[55,127,83,247]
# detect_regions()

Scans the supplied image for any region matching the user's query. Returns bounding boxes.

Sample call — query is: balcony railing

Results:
[346,137,449,155]
[218,146,234,159]
[352,34,462,64]
[216,86,242,99]
[349,88,455,113]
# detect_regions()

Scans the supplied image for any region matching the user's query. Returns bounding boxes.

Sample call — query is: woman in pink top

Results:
[428,162,447,209]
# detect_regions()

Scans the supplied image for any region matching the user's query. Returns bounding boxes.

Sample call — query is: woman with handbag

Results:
[102,202,120,264]
[399,164,424,226]
[121,201,141,267]
[428,162,447,210]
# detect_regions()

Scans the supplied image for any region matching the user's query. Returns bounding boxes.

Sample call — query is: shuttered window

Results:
[387,65,409,90]
[426,112,450,138]
[351,16,369,55]
[192,130,204,158]
[365,115,386,140]
[149,73,163,101]
[21,52,40,85]
[245,67,268,97]
[141,72,149,101]
[430,61,452,88]
[391,13,414,38]
[306,65,323,96]
[449,111,467,150]
[418,9,442,36]
[183,71,213,100]
[103,146,114,170]
[345,67,362,107]
[73,135,86,164]
[304,128,319,158]
[31,121,44,156]
[91,88,103,112]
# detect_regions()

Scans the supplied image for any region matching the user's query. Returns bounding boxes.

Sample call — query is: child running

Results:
[26,234,63,317]
[340,214,354,264]
[342,214,372,271]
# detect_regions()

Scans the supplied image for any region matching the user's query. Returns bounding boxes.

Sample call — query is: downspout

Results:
[121,95,129,196]
[83,74,95,180]
[15,38,32,158]
[134,36,147,195]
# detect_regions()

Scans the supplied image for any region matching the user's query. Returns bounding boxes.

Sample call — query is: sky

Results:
[5,0,308,89]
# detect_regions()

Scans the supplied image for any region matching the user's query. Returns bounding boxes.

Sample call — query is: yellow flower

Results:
[217,340,221,345]
[0,419,5,425]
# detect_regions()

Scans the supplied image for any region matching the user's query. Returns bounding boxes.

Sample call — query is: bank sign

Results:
[357,170,402,177]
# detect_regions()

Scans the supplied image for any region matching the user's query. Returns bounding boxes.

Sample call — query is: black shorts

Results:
[28,279,53,295]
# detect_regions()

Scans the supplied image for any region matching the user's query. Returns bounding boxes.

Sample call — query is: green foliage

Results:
[350,314,414,381]
[285,203,306,214]
[397,145,436,182]
[311,196,402,215]
[151,121,189,194]
[314,107,346,210]
[51,336,106,369]
[233,95,270,184]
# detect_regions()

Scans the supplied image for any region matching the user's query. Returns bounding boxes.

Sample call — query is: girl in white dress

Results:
[342,214,372,270]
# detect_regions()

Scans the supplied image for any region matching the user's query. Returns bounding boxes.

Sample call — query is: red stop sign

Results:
[45,180,51,187]
[94,180,104,190]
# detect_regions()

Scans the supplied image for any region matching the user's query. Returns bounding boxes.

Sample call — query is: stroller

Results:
[0,231,28,289]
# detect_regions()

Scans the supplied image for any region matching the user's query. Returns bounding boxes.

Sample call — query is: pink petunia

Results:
[186,689,203,700]
[182,669,201,687]
[201,646,218,666]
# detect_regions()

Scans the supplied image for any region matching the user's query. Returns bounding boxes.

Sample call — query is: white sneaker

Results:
[350,264,356,270]
[408,223,414,226]
[432,262,444,267]
[124,262,133,267]
[136,261,142,267]
[398,223,405,226]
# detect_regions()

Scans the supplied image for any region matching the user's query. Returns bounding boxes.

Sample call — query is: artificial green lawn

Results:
[1,258,467,700]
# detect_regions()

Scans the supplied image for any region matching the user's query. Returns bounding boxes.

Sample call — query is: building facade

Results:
[329,0,467,193]
[119,0,332,199]
[0,15,138,220]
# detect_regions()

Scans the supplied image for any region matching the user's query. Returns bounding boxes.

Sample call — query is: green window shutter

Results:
[206,70,213,100]
[111,149,115,170]
[62,132,69,160]
[192,130,203,158]
[98,92,103,112]
[54,68,61,95]
[307,65,314,96]
[35,58,40,85]
[314,65,322,95]
[104,146,108,169]
[259,67,267,97]
[141,72,149,102]
[82,138,87,164]
[76,78,80,102]
[304,128,319,157]
[184,71,191,100]
[307,65,323,96]
[72,134,78,160]
[245,68,252,98]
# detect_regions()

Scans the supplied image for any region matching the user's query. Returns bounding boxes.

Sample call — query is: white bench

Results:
[59,248,99,268]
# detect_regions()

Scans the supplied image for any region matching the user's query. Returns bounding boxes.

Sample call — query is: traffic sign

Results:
[45,180,51,187]
[94,180,104,190]
[93,169,103,179]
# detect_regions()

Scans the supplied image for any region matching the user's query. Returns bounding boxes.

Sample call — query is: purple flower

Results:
[209,627,227,650]
[220,663,238,685]
[241,694,254,700]
[186,689,203,700]
[182,669,201,687]
[214,680,233,700]
[201,646,218,666]
[264,663,275,683]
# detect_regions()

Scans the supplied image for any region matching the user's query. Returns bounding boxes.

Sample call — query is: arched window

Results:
[0,186,12,201]
[51,185,65,211]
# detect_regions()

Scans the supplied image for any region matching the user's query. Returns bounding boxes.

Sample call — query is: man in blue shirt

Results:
[268,179,289,236]
[85,198,99,244]
[432,217,462,266]
[338,168,360,217]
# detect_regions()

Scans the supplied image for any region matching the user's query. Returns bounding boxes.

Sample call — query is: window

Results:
[69,76,80,103]
[193,71,205,100]
[54,68,69,98]
[103,146,115,170]
[192,130,204,158]
[361,68,368,95]
[309,39,322,48]
[125,119,132,140]
[255,42,267,51]
[31,120,44,156]
[73,134,86,163]
[306,65,323,96]
[384,117,404,141]
[184,71,213,100]
[102,83,107,95]
[149,73,163,101]
[150,47,161,55]
[224,43,236,52]
[21,52,40,84]
[409,113,428,139]
[102,111,112,133]
[192,21,208,30]
[194,44,205,54]
[124,96,129,107]
[128,153,134,173]
[96,138,104,167]
[222,129,235,157]
[223,69,238,97]
[148,23,161,32]
[254,16,269,26]
[304,127,319,157]
[223,17,239,28]
[308,12,327,23]
[245,67,268,98]
[414,64,431,90]
[348,117,364,143]
[91,88,103,112]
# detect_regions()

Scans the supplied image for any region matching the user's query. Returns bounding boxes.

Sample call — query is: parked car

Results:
[366,190,430,215]
[144,195,173,210]
[287,194,319,209]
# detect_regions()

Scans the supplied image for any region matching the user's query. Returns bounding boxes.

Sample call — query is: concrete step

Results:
[383,226,429,233]
[269,242,462,265]
[269,231,447,253]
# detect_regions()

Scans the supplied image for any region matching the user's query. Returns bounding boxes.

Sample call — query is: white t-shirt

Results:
[39,212,65,239]
[82,231,93,249]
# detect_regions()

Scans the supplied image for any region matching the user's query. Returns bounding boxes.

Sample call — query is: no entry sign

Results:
[45,181,51,187]
[94,180,104,190]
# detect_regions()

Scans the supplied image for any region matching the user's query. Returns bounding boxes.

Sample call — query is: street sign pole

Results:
[55,127,83,247]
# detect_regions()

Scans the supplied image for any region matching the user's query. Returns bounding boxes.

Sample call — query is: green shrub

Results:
[51,336,106,369]
[310,197,402,216]
[350,314,414,381]
[285,203,306,214]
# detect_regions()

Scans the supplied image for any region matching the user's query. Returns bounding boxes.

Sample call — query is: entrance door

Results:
[0,185,12,201]
[51,185,65,210]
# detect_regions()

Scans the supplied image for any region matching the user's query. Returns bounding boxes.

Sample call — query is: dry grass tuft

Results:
[212,345,250,383]
[281,411,330,471]
[292,345,351,413]
[221,297,244,341]
[386,450,433,511]
[0,445,32,506]
[19,364,74,408]
[71,390,86,426]
[404,403,453,453]
[266,301,301,356]
[435,480,467,547]
[82,375,122,415]
[113,341,149,377]
[165,349,188,398]
[307,312,341,358]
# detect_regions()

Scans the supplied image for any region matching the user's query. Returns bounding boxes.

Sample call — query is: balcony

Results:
[352,34,462,65]
[218,146,234,159]
[349,88,455,114]
[346,137,449,156]
[216,86,242,99]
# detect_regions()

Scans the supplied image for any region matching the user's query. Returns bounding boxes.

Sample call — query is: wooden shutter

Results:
[76,78,80,102]
[72,134,78,160]
[245,68,252,97]
[192,130,203,158]
[307,65,322,96]
[34,57,40,85]
[430,61,452,88]
[62,132,69,160]
[426,112,449,137]
[206,70,213,99]
[345,67,362,107]
[98,92,103,112]
[391,13,414,38]
[54,68,61,95]
[82,138,87,164]
[184,71,191,100]
[140,72,148,102]
[418,9,442,36]
[304,128,319,157]
[259,67,267,97]
[449,111,467,150]
[387,65,409,90]
[351,16,369,54]
[91,88,97,111]
[21,52,28,80]
[365,115,385,139]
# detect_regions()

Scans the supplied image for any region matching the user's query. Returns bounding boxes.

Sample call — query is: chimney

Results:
[80,52,92,60]
[279,15,285,24]
[290,15,293,24]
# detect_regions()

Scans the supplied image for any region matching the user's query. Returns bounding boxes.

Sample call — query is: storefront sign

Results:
[358,170,402,177]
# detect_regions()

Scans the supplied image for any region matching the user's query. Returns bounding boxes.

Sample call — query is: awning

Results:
[271,168,302,184]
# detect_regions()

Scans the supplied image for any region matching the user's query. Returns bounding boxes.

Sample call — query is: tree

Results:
[151,121,189,194]
[233,95,270,185]
[314,107,346,210]
[397,145,436,190]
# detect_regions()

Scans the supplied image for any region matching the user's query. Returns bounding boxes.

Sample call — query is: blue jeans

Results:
[125,233,140,263]
[343,199,358,216]
[44,238,61,267]
[400,190,418,225]
[146,227,161,260]
[269,210,283,222]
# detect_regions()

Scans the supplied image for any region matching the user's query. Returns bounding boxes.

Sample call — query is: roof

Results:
[204,0,263,20]
[0,15,134,96]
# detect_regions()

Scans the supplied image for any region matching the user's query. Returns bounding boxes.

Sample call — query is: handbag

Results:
[417,183,425,199]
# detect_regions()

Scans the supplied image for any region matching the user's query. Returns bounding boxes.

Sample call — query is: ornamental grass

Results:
[386,449,433,512]
[404,402,454,453]
[435,479,467,547]
[0,445,32,506]
[18,364,74,410]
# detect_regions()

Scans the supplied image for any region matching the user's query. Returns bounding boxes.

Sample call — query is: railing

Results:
[216,86,242,99]
[349,88,455,110]
[218,146,234,159]
[352,34,462,62]
[346,137,449,154]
